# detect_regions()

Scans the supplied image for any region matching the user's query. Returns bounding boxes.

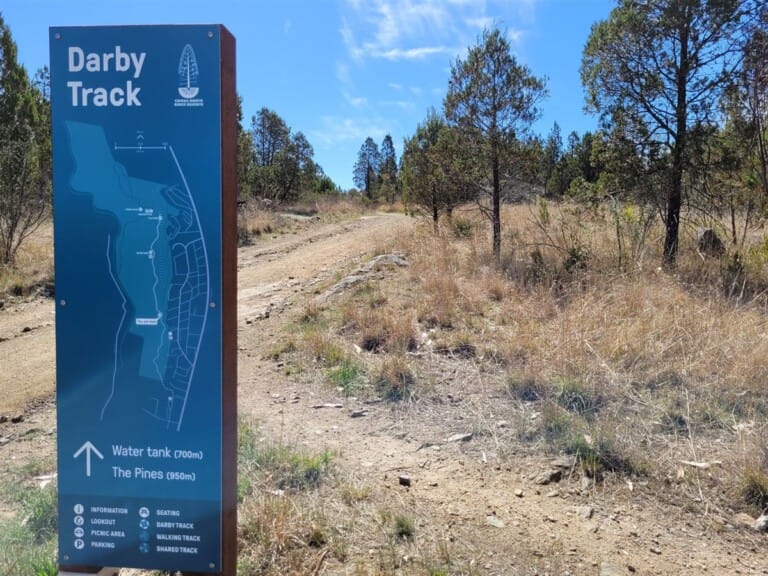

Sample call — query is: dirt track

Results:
[1,213,767,575]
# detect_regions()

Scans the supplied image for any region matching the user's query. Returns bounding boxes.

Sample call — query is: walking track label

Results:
[51,25,236,573]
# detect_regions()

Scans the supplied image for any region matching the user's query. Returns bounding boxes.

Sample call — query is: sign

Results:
[50,25,237,574]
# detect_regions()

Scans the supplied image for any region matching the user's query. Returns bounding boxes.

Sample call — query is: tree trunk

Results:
[663,162,682,266]
[663,11,689,267]
[432,187,439,233]
[492,149,501,265]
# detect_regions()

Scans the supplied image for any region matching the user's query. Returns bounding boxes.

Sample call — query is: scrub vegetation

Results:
[2,2,768,574]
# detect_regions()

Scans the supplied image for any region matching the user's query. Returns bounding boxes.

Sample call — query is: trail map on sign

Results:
[66,121,210,431]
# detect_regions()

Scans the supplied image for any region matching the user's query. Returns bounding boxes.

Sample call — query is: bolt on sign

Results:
[50,25,237,575]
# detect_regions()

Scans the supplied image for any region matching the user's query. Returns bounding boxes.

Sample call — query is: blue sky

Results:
[3,0,614,191]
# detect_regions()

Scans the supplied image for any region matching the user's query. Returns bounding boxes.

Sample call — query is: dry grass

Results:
[289,200,768,519]
[236,419,490,576]
[0,221,53,299]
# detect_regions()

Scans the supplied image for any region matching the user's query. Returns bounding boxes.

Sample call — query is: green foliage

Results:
[239,418,332,493]
[539,401,574,444]
[402,109,477,231]
[0,519,57,576]
[451,215,474,238]
[555,379,602,416]
[380,134,399,203]
[0,473,58,576]
[20,484,58,543]
[376,357,415,401]
[581,0,749,263]
[563,433,640,479]
[353,137,381,201]
[393,514,415,540]
[244,107,334,203]
[740,467,768,513]
[445,25,547,262]
[328,357,364,396]
[0,16,51,265]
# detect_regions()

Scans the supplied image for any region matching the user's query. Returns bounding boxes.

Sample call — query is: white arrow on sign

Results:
[73,441,104,477]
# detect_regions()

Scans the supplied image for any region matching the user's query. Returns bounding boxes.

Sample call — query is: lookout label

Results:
[51,25,237,574]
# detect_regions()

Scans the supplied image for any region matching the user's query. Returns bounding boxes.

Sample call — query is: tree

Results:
[236,95,255,201]
[247,108,326,202]
[353,137,381,200]
[402,110,445,231]
[380,134,398,203]
[0,14,51,265]
[272,131,314,202]
[582,0,752,264]
[733,6,768,197]
[252,107,290,168]
[539,122,563,195]
[444,26,547,263]
[402,109,479,231]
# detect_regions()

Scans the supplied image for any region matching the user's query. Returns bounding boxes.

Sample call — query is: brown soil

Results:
[1,213,766,575]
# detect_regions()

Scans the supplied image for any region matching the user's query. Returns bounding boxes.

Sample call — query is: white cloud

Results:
[377,45,454,61]
[343,91,368,108]
[466,16,494,30]
[340,0,538,62]
[381,99,415,112]
[310,116,391,146]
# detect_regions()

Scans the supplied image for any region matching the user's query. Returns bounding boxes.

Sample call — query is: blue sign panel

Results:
[51,26,224,572]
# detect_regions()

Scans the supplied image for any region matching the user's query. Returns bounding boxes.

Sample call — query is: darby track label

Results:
[65,45,146,106]
[51,25,237,574]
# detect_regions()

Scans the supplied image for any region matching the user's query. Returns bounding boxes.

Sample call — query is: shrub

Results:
[328,358,364,396]
[394,514,415,540]
[555,378,603,416]
[740,467,768,513]
[452,216,474,238]
[376,357,416,401]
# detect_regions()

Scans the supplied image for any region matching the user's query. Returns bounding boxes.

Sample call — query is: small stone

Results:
[0,436,10,445]
[514,488,524,498]
[10,414,24,424]
[650,546,662,555]
[552,455,577,469]
[398,475,412,487]
[486,515,505,528]
[600,561,623,576]
[446,432,473,443]
[546,490,560,498]
[349,409,367,418]
[21,326,32,333]
[534,469,562,485]
[577,506,594,520]
[754,514,768,532]
[732,512,754,527]
[0,415,7,424]
[544,515,557,523]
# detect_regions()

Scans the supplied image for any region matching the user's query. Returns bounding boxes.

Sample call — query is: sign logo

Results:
[177,44,199,99]
[174,44,203,108]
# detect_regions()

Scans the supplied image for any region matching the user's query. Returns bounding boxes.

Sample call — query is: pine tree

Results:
[0,13,51,265]
[380,134,398,203]
[444,27,547,264]
[353,137,381,200]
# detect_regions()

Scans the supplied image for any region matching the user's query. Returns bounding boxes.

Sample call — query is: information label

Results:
[51,25,235,573]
